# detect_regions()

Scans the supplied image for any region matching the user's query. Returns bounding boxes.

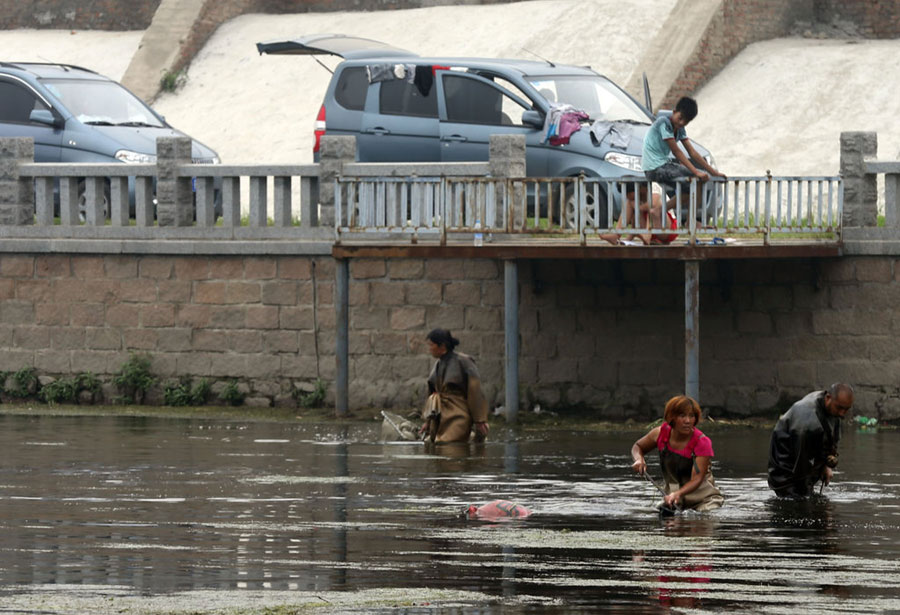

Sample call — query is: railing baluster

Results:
[35,177,54,226]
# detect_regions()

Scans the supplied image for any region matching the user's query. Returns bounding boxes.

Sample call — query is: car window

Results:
[442,74,528,126]
[379,79,437,118]
[334,67,367,111]
[43,79,164,127]
[529,76,650,122]
[490,76,534,107]
[0,80,48,124]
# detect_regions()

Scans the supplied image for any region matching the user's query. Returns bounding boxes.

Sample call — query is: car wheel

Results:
[77,179,111,223]
[564,183,609,229]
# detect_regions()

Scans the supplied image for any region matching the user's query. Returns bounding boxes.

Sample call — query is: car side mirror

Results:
[30,109,63,128]
[522,110,543,129]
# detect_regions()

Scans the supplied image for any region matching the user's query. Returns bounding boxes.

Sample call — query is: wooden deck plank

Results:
[333,239,843,260]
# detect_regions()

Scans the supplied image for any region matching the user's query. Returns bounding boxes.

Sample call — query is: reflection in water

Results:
[0,415,899,614]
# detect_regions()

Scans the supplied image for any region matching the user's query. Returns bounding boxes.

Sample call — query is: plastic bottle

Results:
[474,219,483,247]
[855,416,878,427]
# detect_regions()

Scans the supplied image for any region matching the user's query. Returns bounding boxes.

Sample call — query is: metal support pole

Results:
[504,260,519,424]
[335,258,349,416]
[684,260,700,401]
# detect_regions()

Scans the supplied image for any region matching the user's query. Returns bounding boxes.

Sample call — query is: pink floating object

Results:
[466,499,532,519]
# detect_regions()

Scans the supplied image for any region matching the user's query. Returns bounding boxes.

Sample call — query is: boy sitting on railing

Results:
[641,96,726,218]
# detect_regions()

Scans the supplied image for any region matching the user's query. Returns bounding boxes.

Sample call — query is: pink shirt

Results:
[657,422,714,458]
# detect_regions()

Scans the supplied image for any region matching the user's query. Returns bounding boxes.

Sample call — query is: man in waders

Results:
[767,383,854,497]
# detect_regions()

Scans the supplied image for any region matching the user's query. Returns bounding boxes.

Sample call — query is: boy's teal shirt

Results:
[642,116,687,172]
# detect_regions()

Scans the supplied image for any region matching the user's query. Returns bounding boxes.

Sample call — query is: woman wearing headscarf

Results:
[630,395,724,511]
[421,328,490,444]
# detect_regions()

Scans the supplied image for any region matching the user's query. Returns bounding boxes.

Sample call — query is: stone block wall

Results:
[342,254,900,421]
[0,252,335,408]
[1,250,899,419]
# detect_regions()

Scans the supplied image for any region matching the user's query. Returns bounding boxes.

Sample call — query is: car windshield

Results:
[42,79,165,127]
[528,75,651,123]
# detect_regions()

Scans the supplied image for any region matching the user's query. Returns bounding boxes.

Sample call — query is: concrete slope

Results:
[120,0,206,102]
[624,0,722,110]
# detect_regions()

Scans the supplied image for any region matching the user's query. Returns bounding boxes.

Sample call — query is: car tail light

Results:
[313,104,326,154]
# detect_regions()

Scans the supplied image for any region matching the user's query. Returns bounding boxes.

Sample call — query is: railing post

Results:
[688,178,697,244]
[840,131,878,227]
[885,173,900,229]
[300,176,318,228]
[0,137,35,225]
[156,136,193,226]
[764,172,772,246]
[319,136,357,229]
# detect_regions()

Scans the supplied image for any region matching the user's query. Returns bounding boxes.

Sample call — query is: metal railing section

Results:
[336,174,843,244]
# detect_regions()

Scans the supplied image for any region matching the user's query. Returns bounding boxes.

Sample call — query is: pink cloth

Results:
[657,422,714,458]
[549,111,589,145]
[467,500,532,519]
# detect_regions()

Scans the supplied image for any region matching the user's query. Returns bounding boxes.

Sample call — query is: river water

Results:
[0,414,898,614]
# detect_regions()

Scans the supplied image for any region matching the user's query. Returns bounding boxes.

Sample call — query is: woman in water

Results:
[630,395,724,511]
[421,328,489,444]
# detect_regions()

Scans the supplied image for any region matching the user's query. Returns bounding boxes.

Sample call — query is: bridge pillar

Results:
[491,135,525,420]
[319,136,357,228]
[490,134,526,229]
[0,137,34,226]
[685,260,700,403]
[840,131,878,227]
[156,136,193,226]
[335,258,349,417]
[504,259,519,424]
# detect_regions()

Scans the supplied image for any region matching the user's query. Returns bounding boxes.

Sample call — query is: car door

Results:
[437,72,547,176]
[0,77,63,162]
[359,76,441,162]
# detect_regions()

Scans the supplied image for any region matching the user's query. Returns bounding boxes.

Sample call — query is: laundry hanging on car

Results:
[589,120,633,150]
[414,65,434,96]
[542,103,589,146]
[366,62,417,84]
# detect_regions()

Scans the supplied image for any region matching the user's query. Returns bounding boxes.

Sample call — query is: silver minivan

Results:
[258,34,716,225]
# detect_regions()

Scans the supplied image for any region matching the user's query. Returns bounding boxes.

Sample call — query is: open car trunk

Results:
[256,34,417,59]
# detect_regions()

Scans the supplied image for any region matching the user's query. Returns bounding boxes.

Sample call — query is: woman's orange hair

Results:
[663,395,702,426]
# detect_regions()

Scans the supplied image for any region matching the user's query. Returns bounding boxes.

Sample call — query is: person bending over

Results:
[421,328,490,444]
[768,383,854,497]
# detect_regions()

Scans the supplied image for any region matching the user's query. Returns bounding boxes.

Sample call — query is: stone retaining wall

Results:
[2,250,898,420]
[0,252,335,408]
[816,0,900,38]
[1,0,160,30]
[661,0,813,108]
[662,0,900,107]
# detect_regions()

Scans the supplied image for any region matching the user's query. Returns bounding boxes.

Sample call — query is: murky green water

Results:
[0,414,898,614]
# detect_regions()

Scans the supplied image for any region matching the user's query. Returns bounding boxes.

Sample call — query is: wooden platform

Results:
[333,237,843,260]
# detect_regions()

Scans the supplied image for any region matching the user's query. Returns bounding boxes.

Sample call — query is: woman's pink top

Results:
[657,422,714,458]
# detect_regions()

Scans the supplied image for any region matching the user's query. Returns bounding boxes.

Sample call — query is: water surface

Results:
[0,414,897,613]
